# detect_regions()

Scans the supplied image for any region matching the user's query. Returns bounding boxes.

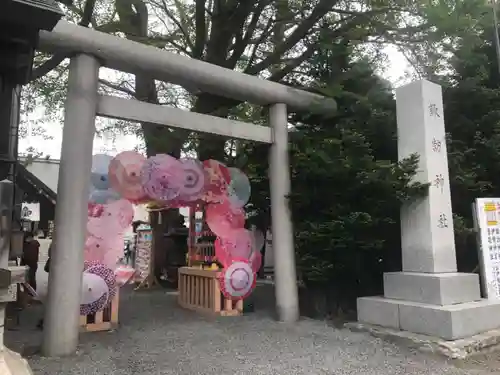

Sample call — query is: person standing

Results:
[37,239,53,330]
[44,240,52,273]
[21,232,40,291]
[124,240,132,265]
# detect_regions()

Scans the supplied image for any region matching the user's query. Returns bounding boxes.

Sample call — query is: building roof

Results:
[16,162,56,205]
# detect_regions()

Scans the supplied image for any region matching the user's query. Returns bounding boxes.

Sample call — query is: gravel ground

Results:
[4,284,496,375]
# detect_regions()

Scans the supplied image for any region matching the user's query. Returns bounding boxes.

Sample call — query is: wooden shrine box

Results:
[178,267,243,316]
[79,289,120,332]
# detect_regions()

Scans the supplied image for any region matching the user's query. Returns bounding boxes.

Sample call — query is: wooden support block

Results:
[0,266,26,303]
[0,285,17,303]
[0,269,10,288]
[178,267,243,317]
[79,290,120,333]
[0,267,27,289]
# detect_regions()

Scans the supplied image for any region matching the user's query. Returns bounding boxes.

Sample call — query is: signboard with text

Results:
[474,198,500,299]
[134,228,153,283]
[21,202,40,222]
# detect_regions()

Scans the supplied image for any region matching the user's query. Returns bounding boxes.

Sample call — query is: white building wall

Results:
[21,158,61,194]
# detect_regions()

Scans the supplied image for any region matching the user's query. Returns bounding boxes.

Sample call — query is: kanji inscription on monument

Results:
[429,103,440,118]
[433,173,445,193]
[431,137,442,153]
[395,80,457,272]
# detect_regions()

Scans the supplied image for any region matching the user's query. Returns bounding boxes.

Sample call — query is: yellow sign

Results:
[484,202,498,226]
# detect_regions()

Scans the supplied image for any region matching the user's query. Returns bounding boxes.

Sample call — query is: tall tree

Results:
[244,39,427,314]
[28,0,482,159]
[441,21,500,270]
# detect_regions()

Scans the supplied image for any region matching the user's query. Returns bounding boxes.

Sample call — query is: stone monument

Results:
[357,80,500,340]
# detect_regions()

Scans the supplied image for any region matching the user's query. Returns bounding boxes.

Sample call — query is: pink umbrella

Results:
[178,158,207,202]
[84,235,104,263]
[103,199,134,231]
[109,151,147,201]
[202,160,230,203]
[87,200,134,239]
[205,198,245,238]
[101,236,125,269]
[218,259,256,300]
[88,203,104,218]
[141,154,184,202]
[84,235,124,269]
[214,228,253,260]
[214,236,234,267]
[87,216,109,240]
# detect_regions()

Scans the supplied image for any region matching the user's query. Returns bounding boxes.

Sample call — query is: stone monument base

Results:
[357,271,500,341]
[383,272,481,305]
[346,322,500,359]
[357,296,500,340]
[0,348,33,375]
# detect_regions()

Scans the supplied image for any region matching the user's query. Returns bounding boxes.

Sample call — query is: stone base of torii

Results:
[357,80,500,341]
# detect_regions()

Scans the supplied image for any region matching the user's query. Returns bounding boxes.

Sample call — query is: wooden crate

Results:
[79,290,120,332]
[178,267,243,316]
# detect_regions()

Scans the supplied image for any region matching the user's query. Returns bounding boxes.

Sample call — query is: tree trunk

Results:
[192,93,236,161]
[115,0,187,158]
[116,0,187,267]
[135,74,187,158]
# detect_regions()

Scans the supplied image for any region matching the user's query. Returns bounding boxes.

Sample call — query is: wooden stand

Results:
[178,267,243,316]
[79,290,120,332]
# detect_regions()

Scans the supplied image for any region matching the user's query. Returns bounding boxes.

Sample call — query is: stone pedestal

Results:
[357,80,500,341]
[0,349,33,375]
[383,272,480,305]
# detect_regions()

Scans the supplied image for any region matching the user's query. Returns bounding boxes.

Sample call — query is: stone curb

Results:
[345,322,500,359]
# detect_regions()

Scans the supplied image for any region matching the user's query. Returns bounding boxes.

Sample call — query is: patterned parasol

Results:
[80,261,117,316]
[205,198,245,238]
[177,158,207,202]
[218,259,256,300]
[108,151,147,201]
[202,159,230,203]
[141,154,184,202]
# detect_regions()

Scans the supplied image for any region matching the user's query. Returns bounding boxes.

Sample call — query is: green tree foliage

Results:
[442,22,500,270]
[245,42,427,312]
[27,0,485,159]
[290,124,426,289]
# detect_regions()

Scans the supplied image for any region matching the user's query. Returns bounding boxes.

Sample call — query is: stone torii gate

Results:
[36,21,337,357]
